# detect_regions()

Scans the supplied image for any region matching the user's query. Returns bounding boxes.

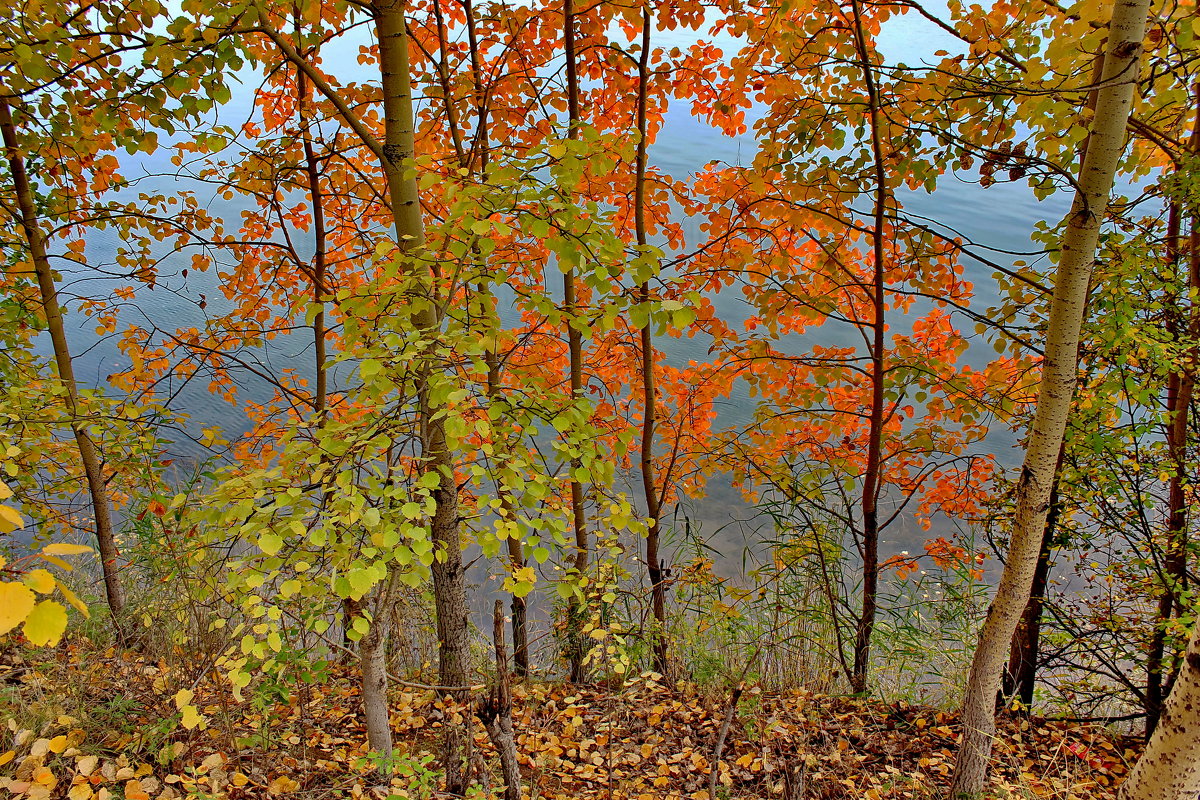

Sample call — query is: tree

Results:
[950,0,1152,793]
[1119,617,1200,799]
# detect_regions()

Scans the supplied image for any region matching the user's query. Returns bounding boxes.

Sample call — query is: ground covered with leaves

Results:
[0,644,1141,800]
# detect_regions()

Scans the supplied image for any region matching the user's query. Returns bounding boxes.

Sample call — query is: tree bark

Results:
[632,0,669,677]
[480,600,522,800]
[848,0,887,696]
[0,94,127,636]
[374,0,472,790]
[1118,621,1200,800]
[1001,446,1064,711]
[359,578,397,762]
[950,2,1150,795]
[562,0,590,684]
[1146,88,1199,736]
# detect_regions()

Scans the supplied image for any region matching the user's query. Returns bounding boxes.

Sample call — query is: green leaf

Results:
[258,533,284,556]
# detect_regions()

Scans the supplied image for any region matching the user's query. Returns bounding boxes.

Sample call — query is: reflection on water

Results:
[41,9,1071,584]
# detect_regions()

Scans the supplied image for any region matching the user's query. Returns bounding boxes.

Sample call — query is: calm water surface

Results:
[48,10,1075,573]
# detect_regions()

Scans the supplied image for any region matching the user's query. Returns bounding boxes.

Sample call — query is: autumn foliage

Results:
[1,0,1198,797]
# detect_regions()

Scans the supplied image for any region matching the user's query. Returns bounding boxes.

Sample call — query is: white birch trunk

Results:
[1119,622,1200,799]
[949,0,1151,795]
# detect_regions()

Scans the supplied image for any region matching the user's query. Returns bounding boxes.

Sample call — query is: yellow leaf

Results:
[57,584,89,619]
[24,570,55,595]
[0,751,14,767]
[0,481,12,500]
[173,689,193,709]
[34,766,56,788]
[0,503,22,534]
[47,736,67,754]
[179,705,205,730]
[76,756,98,777]
[124,778,149,800]
[268,776,300,794]
[68,784,93,800]
[231,773,249,787]
[41,544,92,556]
[0,582,36,635]
[23,601,68,646]
[39,554,73,571]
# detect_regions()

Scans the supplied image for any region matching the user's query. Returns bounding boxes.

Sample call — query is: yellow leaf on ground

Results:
[0,582,36,634]
[124,779,149,800]
[34,767,57,789]
[0,751,13,767]
[68,784,93,800]
[76,756,98,777]
[179,705,205,731]
[47,736,67,754]
[23,601,68,646]
[231,773,249,787]
[267,776,300,794]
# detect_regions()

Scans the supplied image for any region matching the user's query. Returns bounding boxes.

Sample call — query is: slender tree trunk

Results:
[1118,620,1200,800]
[1147,89,1199,736]
[950,2,1150,795]
[359,577,398,763]
[457,0,529,675]
[295,63,328,423]
[1001,445,1064,711]
[632,1,668,676]
[374,1,471,789]
[848,0,886,696]
[562,0,590,684]
[0,95,127,636]
[1000,53,1105,715]
[294,58,351,657]
[480,600,521,800]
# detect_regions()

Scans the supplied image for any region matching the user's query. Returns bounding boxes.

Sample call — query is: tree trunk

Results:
[480,600,522,800]
[848,0,887,696]
[562,0,590,684]
[1001,446,1064,711]
[950,2,1150,795]
[359,579,397,761]
[632,1,669,677]
[0,95,127,637]
[374,0,472,790]
[1118,621,1200,800]
[1146,88,1199,736]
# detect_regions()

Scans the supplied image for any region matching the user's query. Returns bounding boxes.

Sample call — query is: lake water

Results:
[46,7,1076,578]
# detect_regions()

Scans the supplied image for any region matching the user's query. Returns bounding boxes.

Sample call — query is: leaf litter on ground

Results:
[0,644,1142,800]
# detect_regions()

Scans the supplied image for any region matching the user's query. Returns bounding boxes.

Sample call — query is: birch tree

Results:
[950,0,1152,794]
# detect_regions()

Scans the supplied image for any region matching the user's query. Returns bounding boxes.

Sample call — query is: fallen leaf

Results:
[267,776,300,794]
